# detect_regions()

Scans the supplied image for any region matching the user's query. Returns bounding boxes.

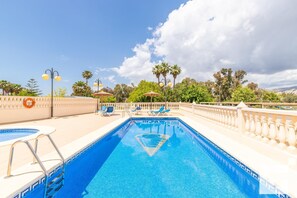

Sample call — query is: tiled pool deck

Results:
[0,110,296,197]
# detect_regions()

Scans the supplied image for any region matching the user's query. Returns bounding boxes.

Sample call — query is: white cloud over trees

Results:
[114,0,297,88]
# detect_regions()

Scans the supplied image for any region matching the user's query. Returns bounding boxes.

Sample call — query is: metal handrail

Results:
[7,140,48,177]
[33,134,65,164]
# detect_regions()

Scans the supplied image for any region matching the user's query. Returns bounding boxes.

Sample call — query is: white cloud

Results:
[114,0,297,88]
[247,69,297,89]
[105,75,116,84]
[112,39,156,84]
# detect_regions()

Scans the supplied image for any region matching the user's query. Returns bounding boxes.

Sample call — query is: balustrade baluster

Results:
[286,118,296,150]
[255,114,262,138]
[261,115,269,142]
[244,112,250,134]
[250,114,256,136]
[276,117,286,148]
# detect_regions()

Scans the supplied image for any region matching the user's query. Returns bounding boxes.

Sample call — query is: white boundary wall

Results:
[0,96,97,124]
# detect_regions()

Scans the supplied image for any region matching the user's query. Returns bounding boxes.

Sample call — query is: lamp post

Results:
[93,79,103,92]
[42,68,61,118]
[159,79,173,109]
[93,79,103,111]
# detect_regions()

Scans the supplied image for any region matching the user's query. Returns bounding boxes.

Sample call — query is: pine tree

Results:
[26,78,42,96]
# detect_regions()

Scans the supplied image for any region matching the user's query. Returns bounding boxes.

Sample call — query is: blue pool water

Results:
[26,118,286,198]
[0,128,38,142]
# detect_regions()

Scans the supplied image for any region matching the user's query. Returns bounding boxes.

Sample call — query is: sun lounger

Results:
[101,106,114,116]
[131,106,142,115]
[148,106,165,116]
[158,109,170,116]
[96,106,107,114]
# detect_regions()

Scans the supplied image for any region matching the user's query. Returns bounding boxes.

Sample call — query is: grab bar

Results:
[7,140,48,177]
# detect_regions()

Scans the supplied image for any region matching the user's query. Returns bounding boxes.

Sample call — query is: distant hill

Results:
[274,86,297,94]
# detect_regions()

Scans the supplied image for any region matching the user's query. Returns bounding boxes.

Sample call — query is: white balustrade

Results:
[183,102,297,151]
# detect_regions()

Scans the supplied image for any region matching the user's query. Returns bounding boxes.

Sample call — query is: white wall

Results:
[0,96,97,124]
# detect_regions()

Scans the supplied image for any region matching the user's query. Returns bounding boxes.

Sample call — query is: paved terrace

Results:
[0,109,296,197]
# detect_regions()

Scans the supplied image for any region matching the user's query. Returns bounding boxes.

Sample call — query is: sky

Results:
[1,0,297,95]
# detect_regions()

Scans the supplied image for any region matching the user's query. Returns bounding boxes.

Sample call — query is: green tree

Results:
[261,90,281,102]
[213,68,248,101]
[174,78,213,102]
[54,88,67,97]
[170,64,181,88]
[72,81,92,96]
[233,70,247,89]
[160,62,171,85]
[113,84,134,102]
[152,64,162,84]
[82,70,93,85]
[10,83,23,95]
[281,92,297,103]
[26,79,42,96]
[128,80,162,102]
[231,87,256,102]
[0,80,11,95]
[18,89,32,96]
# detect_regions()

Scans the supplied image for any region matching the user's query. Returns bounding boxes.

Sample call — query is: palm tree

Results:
[82,70,93,85]
[170,64,181,88]
[9,83,23,95]
[160,62,170,85]
[0,80,11,95]
[152,64,162,84]
[72,81,92,96]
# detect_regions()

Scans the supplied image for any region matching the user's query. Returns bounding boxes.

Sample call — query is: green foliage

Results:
[261,90,281,102]
[231,87,256,102]
[72,81,92,97]
[128,80,162,102]
[26,79,42,96]
[281,92,297,103]
[113,84,134,102]
[170,64,181,87]
[82,70,93,85]
[174,78,214,102]
[152,64,162,84]
[0,80,24,95]
[54,88,67,97]
[17,89,33,96]
[213,68,248,101]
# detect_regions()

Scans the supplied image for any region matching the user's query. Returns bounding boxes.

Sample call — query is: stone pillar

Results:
[236,101,248,133]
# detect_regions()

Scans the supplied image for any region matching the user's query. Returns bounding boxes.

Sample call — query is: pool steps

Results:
[6,133,65,198]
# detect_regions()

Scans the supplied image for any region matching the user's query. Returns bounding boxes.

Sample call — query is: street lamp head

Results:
[94,82,103,87]
[42,74,49,80]
[159,82,164,88]
[167,82,173,88]
[54,75,62,81]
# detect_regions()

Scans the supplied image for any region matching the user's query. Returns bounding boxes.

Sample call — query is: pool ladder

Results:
[7,134,65,198]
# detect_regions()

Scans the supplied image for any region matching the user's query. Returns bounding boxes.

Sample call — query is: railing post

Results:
[236,102,247,133]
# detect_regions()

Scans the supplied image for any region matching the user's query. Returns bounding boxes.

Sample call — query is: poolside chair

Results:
[102,106,114,116]
[148,106,165,116]
[96,106,107,114]
[158,109,170,116]
[131,106,142,115]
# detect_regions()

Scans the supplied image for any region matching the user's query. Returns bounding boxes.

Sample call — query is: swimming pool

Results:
[0,128,38,142]
[24,118,288,197]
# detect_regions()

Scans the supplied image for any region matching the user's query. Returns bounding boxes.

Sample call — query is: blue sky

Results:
[1,0,297,96]
[0,0,187,95]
